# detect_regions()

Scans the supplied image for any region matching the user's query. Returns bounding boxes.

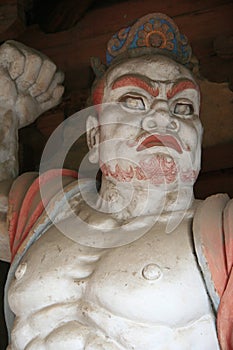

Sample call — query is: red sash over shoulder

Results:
[193,194,233,350]
[7,169,78,262]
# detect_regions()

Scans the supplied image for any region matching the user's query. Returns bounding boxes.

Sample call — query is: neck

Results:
[96,175,194,221]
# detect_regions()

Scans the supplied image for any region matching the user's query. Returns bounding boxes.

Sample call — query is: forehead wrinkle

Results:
[111,74,159,97]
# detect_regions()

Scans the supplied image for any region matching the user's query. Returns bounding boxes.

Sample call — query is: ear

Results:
[86,115,100,164]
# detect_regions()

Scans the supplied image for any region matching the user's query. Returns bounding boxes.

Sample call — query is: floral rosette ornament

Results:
[106,13,192,66]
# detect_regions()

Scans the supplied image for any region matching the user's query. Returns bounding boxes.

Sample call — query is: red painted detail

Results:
[217,266,233,350]
[101,163,134,182]
[113,164,134,182]
[139,154,177,184]
[9,169,78,261]
[112,76,159,97]
[8,172,39,251]
[92,78,105,106]
[135,166,147,181]
[101,154,178,185]
[217,199,233,349]
[180,169,199,183]
[8,212,18,251]
[223,199,233,274]
[167,80,199,99]
[195,195,229,299]
[102,157,196,185]
[137,134,182,154]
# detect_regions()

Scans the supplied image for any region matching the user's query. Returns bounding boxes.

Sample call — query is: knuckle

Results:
[0,41,14,53]
[29,81,46,97]
[54,70,65,84]
[0,42,20,61]
[9,58,24,80]
[36,92,49,103]
[43,59,57,73]
[53,85,64,99]
[27,52,42,67]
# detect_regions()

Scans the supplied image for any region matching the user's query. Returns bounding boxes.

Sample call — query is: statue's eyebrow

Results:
[167,80,199,99]
[111,75,159,97]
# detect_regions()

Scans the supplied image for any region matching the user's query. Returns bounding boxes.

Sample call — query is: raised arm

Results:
[0,40,65,261]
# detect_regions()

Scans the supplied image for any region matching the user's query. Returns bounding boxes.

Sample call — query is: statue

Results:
[0,13,232,350]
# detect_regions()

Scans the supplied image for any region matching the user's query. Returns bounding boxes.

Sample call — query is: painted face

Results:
[89,55,203,187]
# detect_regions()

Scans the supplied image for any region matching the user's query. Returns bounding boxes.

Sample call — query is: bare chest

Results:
[8,218,219,349]
[85,219,214,327]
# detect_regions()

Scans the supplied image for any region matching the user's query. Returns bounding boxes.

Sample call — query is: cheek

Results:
[99,125,119,140]
[99,104,142,127]
[179,120,201,151]
[99,115,141,142]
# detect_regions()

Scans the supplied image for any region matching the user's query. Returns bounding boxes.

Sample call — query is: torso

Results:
[7,210,220,350]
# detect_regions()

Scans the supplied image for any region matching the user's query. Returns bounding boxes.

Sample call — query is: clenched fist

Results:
[0,40,64,128]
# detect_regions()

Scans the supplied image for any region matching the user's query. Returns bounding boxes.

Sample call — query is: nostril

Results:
[170,120,179,130]
[142,117,157,130]
[147,119,157,129]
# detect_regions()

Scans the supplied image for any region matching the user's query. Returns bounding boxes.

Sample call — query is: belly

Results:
[79,300,219,350]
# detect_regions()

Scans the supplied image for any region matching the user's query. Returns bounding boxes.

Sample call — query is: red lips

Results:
[137,135,182,154]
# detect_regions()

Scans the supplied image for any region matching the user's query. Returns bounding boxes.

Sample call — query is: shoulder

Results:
[8,170,79,261]
[193,193,232,310]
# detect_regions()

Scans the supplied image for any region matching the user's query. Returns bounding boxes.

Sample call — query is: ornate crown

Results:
[91,13,192,77]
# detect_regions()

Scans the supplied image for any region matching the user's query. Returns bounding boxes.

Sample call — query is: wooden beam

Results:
[33,0,95,33]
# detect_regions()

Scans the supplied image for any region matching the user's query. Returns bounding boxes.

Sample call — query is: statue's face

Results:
[88,55,203,187]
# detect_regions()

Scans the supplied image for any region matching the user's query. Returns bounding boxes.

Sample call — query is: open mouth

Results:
[136,134,183,154]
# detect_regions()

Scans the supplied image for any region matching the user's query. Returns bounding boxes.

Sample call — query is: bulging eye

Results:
[174,103,194,116]
[119,95,145,110]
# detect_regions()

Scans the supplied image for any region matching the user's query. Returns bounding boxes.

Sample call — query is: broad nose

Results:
[141,100,179,132]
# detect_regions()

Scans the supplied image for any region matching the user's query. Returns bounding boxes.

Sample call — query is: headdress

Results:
[91,13,192,77]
